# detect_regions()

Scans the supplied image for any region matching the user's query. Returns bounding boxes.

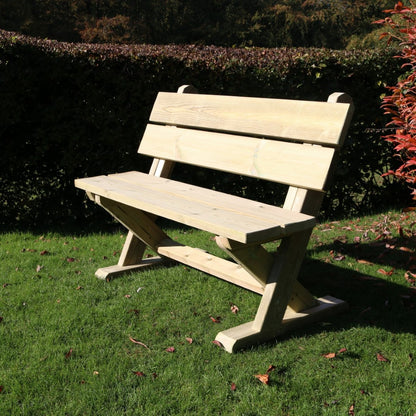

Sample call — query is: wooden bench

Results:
[75,85,354,353]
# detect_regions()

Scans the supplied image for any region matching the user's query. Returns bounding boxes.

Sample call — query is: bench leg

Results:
[93,196,171,280]
[215,231,347,353]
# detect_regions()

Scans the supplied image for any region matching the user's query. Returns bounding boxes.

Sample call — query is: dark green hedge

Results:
[0,30,409,229]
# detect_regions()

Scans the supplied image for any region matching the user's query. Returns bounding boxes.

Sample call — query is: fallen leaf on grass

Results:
[185,337,193,344]
[210,316,221,323]
[40,250,50,256]
[230,382,236,391]
[357,259,374,265]
[322,352,336,359]
[267,365,276,373]
[129,337,150,350]
[377,353,389,362]
[348,403,355,415]
[124,294,132,298]
[65,348,73,359]
[338,348,347,354]
[165,347,175,353]
[405,271,416,284]
[133,371,145,377]
[377,268,394,276]
[0,386,3,393]
[212,340,223,348]
[399,246,414,253]
[254,374,270,385]
[76,285,83,290]
[66,257,75,263]
[230,304,239,314]
[36,265,43,273]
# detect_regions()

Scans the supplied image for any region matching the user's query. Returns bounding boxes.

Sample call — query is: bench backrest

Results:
[138,91,354,193]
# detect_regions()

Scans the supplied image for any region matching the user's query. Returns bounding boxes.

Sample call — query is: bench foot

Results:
[95,256,170,280]
[215,295,348,353]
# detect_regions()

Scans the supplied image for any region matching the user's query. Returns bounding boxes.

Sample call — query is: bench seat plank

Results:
[149,92,353,147]
[139,124,335,190]
[75,171,315,244]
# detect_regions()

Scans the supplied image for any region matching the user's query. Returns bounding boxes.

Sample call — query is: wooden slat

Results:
[156,239,264,294]
[138,124,335,190]
[149,92,353,147]
[108,171,314,226]
[75,172,316,244]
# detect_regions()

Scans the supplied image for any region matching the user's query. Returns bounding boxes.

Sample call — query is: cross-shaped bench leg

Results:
[215,231,347,352]
[93,196,172,279]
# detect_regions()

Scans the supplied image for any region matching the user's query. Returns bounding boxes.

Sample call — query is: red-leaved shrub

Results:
[377,1,416,198]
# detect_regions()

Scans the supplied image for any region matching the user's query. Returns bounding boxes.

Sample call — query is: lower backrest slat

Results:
[138,124,335,191]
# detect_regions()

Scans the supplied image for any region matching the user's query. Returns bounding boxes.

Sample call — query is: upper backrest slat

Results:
[149,92,353,148]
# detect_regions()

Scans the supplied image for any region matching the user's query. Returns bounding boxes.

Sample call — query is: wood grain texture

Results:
[75,172,315,244]
[138,124,335,190]
[149,92,353,147]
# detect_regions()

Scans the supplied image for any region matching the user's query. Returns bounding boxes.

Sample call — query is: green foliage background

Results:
[0,0,395,49]
[0,30,409,228]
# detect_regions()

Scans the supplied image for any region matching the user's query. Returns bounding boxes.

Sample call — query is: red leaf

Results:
[0,386,3,393]
[185,337,193,344]
[230,382,237,391]
[212,340,223,348]
[76,285,83,290]
[129,337,150,349]
[348,403,355,415]
[377,268,394,276]
[377,353,389,362]
[254,374,270,385]
[66,257,75,262]
[357,259,374,265]
[133,371,145,377]
[266,365,276,373]
[124,294,132,298]
[40,250,49,256]
[210,316,221,323]
[65,348,73,359]
[338,348,347,354]
[322,352,336,359]
[405,271,416,284]
[165,346,175,353]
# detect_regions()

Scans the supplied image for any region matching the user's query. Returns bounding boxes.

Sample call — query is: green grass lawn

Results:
[1,210,416,415]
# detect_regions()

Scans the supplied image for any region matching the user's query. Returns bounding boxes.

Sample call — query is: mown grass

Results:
[1,210,416,415]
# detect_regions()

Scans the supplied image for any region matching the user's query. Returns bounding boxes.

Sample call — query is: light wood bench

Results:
[75,85,354,353]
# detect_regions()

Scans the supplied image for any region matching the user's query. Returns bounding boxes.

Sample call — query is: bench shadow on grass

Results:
[289,238,416,341]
